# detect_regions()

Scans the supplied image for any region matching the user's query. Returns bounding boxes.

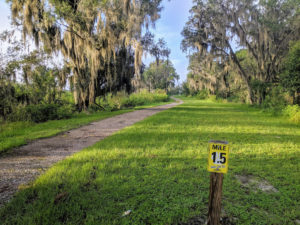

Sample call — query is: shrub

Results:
[8,103,73,123]
[280,40,300,104]
[128,89,168,106]
[56,104,74,120]
[0,81,16,120]
[96,92,128,111]
[227,95,242,103]
[95,89,169,111]
[196,89,209,100]
[208,95,217,102]
[283,105,300,124]
[261,87,287,114]
[60,91,75,105]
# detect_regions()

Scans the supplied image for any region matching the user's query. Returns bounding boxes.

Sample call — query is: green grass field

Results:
[1,99,299,224]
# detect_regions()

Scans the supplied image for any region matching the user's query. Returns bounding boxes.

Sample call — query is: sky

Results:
[0,1,11,31]
[0,0,194,83]
[143,0,194,83]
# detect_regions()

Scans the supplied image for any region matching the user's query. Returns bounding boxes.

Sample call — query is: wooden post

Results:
[207,172,224,225]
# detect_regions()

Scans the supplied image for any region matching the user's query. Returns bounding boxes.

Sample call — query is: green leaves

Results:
[142,60,179,92]
[280,40,300,102]
[182,0,300,105]
[7,0,165,110]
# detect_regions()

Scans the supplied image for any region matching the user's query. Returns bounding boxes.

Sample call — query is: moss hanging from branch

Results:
[8,0,163,110]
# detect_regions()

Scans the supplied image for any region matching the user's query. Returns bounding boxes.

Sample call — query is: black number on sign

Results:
[220,153,226,164]
[212,152,217,163]
[211,152,226,164]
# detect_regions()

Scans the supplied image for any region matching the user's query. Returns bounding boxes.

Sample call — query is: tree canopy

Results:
[182,0,300,104]
[142,60,179,92]
[280,40,300,104]
[8,0,164,110]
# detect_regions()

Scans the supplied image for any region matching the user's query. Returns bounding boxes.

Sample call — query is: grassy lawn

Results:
[0,99,299,224]
[0,101,173,154]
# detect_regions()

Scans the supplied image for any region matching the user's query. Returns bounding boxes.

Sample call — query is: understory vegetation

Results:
[0,90,170,154]
[95,89,169,111]
[1,0,174,123]
[1,99,299,224]
[283,104,300,123]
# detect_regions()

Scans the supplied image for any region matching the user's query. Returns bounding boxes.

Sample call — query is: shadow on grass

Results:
[1,100,299,225]
[0,154,209,225]
[152,105,300,130]
[111,130,300,146]
[1,149,298,225]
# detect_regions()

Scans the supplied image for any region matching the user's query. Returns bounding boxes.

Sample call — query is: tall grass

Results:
[96,89,169,111]
[283,105,300,123]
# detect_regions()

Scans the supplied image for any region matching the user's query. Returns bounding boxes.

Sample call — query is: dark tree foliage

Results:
[0,30,71,120]
[7,0,164,110]
[280,40,300,104]
[182,0,300,104]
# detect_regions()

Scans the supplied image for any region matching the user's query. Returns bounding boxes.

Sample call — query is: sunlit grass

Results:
[0,99,299,224]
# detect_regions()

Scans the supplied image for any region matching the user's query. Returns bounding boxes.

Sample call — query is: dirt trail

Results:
[0,99,182,207]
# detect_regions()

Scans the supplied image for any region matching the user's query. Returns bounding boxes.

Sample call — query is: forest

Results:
[181,0,300,119]
[1,0,299,123]
[0,0,178,122]
[0,0,299,224]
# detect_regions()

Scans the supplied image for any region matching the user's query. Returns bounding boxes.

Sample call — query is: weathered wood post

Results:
[207,140,229,225]
[207,173,224,225]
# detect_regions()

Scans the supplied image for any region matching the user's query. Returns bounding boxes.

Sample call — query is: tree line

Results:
[0,0,178,121]
[181,0,300,106]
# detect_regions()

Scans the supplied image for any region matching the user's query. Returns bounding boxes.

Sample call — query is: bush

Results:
[95,92,128,111]
[95,89,169,111]
[208,95,217,102]
[8,103,74,123]
[261,87,287,114]
[0,81,16,120]
[283,105,300,124]
[129,89,169,106]
[280,40,300,104]
[56,104,74,119]
[227,95,242,103]
[60,91,75,105]
[196,89,209,100]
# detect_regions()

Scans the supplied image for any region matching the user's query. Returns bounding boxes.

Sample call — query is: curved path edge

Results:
[0,98,183,207]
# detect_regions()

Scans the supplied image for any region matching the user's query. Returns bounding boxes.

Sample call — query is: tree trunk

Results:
[227,43,255,104]
[73,74,79,106]
[295,90,300,105]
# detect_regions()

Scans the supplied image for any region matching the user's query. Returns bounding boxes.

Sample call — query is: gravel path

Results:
[0,99,182,207]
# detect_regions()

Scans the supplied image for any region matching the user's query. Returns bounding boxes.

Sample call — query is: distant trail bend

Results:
[0,97,183,207]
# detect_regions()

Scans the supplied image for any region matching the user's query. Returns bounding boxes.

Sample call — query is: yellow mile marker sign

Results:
[207,140,229,225]
[208,140,229,174]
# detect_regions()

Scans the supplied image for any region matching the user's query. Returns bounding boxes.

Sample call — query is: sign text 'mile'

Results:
[212,145,227,151]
